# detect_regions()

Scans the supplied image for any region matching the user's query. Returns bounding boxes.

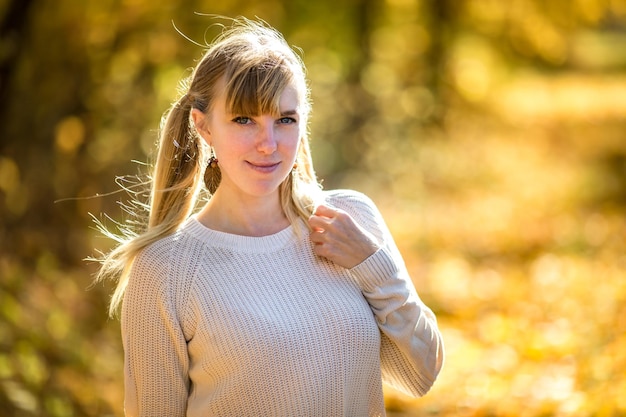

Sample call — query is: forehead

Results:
[215,76,302,115]
[277,84,299,111]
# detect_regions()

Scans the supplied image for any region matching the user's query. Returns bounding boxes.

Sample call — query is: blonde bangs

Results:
[224,60,295,117]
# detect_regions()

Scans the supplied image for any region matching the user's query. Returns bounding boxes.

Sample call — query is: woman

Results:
[97,17,443,417]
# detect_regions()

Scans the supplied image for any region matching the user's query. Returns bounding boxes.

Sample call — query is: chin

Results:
[242,182,285,198]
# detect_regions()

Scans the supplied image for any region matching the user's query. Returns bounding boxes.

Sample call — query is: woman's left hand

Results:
[308,204,380,269]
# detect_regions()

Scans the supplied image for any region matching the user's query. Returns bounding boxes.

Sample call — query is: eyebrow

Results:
[280,109,298,116]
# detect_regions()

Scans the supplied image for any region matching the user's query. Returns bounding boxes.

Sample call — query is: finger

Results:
[309,205,339,229]
[313,204,338,218]
[311,237,334,259]
[307,214,329,232]
[309,228,326,244]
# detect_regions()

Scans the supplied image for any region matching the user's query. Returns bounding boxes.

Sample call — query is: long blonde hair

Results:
[96,18,321,316]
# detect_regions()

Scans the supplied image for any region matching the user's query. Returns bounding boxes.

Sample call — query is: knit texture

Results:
[121,190,444,417]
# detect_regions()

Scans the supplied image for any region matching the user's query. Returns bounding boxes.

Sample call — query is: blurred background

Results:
[1,0,625,415]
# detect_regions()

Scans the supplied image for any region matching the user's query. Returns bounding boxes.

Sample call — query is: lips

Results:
[246,161,281,173]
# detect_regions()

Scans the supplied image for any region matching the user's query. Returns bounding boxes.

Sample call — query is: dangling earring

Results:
[204,149,221,194]
[292,162,301,180]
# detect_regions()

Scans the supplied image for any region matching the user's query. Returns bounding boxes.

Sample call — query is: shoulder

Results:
[136,220,207,266]
[129,227,203,294]
[323,189,381,219]
[322,189,391,244]
[133,231,185,275]
[323,188,376,208]
[124,229,202,330]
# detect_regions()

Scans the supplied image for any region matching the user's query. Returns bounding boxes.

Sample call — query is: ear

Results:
[191,108,211,144]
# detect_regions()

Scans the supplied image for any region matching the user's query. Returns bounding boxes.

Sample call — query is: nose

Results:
[256,120,277,154]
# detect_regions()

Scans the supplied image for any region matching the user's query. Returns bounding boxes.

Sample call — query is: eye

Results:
[278,117,297,124]
[233,116,252,125]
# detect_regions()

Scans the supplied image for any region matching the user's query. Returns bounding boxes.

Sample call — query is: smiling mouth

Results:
[247,161,281,172]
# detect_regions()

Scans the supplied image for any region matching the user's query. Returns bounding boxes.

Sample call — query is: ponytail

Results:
[149,95,205,231]
[95,94,205,316]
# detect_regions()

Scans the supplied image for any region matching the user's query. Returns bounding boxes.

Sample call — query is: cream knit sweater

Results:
[121,190,444,417]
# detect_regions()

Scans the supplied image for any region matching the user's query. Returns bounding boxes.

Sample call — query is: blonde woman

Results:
[97,18,444,417]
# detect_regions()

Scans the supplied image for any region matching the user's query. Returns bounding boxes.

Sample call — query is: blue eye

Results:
[278,117,297,124]
[233,116,251,124]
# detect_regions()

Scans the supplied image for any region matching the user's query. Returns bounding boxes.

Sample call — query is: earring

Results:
[204,151,221,194]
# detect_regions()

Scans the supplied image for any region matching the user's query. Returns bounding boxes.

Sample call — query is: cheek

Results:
[212,130,247,159]
[281,129,301,154]
[215,145,243,170]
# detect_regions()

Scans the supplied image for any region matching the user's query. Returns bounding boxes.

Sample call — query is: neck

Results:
[197,190,290,237]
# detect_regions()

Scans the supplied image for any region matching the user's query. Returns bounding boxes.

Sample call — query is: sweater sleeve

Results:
[329,190,444,397]
[121,242,190,417]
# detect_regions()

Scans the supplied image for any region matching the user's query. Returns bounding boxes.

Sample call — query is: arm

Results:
[121,245,190,416]
[350,245,443,396]
[308,191,444,396]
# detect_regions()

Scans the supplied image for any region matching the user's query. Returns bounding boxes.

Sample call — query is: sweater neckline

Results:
[183,216,301,253]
